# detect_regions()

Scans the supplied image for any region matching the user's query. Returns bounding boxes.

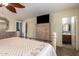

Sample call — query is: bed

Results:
[0,37,56,56]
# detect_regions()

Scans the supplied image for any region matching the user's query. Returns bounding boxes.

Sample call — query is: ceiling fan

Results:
[0,3,25,13]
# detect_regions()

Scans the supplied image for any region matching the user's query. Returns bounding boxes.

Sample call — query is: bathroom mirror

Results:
[0,17,9,32]
[62,17,71,33]
[62,24,70,32]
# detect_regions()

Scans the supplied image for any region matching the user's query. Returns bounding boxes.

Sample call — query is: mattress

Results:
[0,37,56,56]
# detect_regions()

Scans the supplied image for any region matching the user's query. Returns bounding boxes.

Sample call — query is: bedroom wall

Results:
[0,15,16,32]
[22,17,36,38]
[76,16,79,50]
[6,17,16,32]
[50,8,79,50]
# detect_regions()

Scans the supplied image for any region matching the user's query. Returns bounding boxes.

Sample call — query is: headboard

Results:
[0,32,17,39]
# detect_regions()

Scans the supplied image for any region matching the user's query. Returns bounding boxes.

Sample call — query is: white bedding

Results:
[0,37,56,56]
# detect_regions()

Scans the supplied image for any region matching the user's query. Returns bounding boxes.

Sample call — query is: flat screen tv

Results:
[37,14,49,24]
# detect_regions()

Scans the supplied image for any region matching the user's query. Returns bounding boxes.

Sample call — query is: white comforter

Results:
[0,37,56,56]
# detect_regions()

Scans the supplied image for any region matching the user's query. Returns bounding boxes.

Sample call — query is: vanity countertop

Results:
[62,33,71,35]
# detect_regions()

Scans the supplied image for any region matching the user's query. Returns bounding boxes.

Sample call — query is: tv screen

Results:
[37,14,49,24]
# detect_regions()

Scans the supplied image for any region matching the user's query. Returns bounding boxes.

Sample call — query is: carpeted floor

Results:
[56,46,79,56]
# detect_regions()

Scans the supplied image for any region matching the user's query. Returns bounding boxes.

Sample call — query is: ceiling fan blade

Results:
[6,5,16,13]
[9,3,25,8]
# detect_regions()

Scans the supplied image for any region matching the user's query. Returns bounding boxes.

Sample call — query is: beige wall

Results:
[76,16,79,50]
[7,17,16,32]
[0,15,16,32]
[22,17,36,38]
[50,8,79,50]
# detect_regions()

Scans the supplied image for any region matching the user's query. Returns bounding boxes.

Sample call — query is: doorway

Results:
[62,16,76,49]
[16,20,23,37]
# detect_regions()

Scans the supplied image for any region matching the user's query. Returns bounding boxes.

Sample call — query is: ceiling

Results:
[0,3,79,19]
